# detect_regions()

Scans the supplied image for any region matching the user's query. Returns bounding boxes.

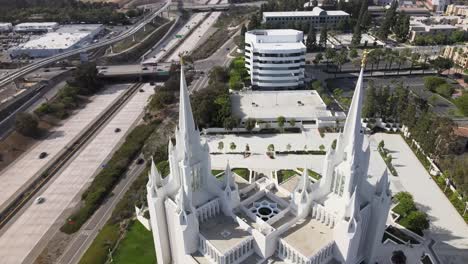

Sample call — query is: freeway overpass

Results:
[178,1,266,11]
[0,0,171,89]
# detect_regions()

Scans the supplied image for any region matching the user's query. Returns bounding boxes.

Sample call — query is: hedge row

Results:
[61,121,159,234]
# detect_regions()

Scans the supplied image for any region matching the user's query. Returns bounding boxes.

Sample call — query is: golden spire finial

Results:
[361,50,369,67]
[179,52,184,66]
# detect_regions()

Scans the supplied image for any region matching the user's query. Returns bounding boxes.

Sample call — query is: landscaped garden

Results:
[392,192,429,236]
[377,140,398,176]
[297,168,322,181]
[276,170,299,184]
[232,168,250,181]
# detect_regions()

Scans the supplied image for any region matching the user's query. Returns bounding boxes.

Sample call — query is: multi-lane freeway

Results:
[0,0,171,89]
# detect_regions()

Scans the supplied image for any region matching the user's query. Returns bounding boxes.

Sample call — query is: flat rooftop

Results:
[281,218,333,258]
[199,214,252,254]
[231,90,332,120]
[18,32,88,50]
[248,29,302,36]
[264,10,349,17]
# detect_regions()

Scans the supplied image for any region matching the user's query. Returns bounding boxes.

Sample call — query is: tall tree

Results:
[306,26,317,52]
[351,25,362,47]
[378,0,398,40]
[324,48,336,70]
[393,12,410,42]
[319,25,328,48]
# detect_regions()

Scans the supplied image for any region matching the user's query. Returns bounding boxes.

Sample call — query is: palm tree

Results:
[421,53,429,74]
[396,54,406,75]
[409,53,420,74]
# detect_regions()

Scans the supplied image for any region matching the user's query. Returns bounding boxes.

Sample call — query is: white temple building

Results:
[146,55,392,264]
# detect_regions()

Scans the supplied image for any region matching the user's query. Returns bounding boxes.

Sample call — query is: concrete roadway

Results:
[56,159,145,264]
[190,31,238,92]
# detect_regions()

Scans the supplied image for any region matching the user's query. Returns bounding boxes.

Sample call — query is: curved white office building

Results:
[244,29,306,90]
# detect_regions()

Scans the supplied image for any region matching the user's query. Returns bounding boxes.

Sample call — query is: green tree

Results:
[306,26,317,52]
[286,143,292,151]
[431,57,454,74]
[218,141,224,152]
[230,142,237,151]
[319,144,325,151]
[400,211,430,233]
[454,93,468,116]
[325,48,336,70]
[314,53,323,64]
[70,62,100,95]
[15,112,39,137]
[223,116,238,131]
[349,49,358,59]
[351,24,361,47]
[245,118,257,132]
[288,118,296,127]
[424,76,446,92]
[378,140,385,150]
[363,83,377,118]
[277,116,286,132]
[436,83,454,98]
[319,25,328,48]
[393,13,410,43]
[248,13,259,30]
[378,0,397,40]
[267,144,275,152]
[240,24,247,36]
[331,139,337,150]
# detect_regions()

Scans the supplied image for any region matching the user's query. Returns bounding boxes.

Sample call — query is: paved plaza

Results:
[371,134,468,264]
[0,84,128,212]
[204,131,337,173]
[207,131,468,263]
[0,83,153,264]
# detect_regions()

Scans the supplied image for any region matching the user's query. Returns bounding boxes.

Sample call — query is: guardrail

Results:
[0,82,144,230]
[0,0,171,89]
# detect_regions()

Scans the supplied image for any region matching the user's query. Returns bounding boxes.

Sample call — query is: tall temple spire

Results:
[178,56,196,135]
[341,51,368,157]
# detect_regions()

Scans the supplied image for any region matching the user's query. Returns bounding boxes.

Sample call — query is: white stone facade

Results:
[263,8,350,29]
[244,29,306,90]
[147,61,392,264]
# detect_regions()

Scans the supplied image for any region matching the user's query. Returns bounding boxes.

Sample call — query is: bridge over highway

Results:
[0,1,171,89]
[173,1,266,11]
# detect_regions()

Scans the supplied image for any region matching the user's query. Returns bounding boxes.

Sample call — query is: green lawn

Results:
[297,168,322,180]
[212,169,224,176]
[277,170,299,184]
[232,168,249,181]
[79,224,120,264]
[112,221,156,264]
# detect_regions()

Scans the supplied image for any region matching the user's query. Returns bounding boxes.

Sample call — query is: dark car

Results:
[114,128,121,133]
[136,158,145,165]
[39,152,48,159]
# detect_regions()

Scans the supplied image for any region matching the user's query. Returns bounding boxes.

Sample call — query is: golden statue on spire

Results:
[361,50,369,67]
[179,52,184,66]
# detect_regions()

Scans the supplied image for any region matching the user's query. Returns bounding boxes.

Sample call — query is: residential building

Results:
[442,46,468,69]
[244,29,306,90]
[147,56,392,264]
[263,7,349,29]
[446,4,468,16]
[13,22,59,33]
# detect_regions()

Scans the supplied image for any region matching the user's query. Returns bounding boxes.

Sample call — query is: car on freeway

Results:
[39,152,48,159]
[35,197,45,204]
[114,128,121,133]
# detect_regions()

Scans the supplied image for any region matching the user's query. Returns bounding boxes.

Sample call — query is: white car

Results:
[35,197,45,204]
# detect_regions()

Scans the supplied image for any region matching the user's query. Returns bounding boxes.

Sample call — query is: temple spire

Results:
[341,51,367,157]
[178,56,196,135]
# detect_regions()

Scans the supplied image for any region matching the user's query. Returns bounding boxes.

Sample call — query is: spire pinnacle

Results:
[178,61,196,135]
